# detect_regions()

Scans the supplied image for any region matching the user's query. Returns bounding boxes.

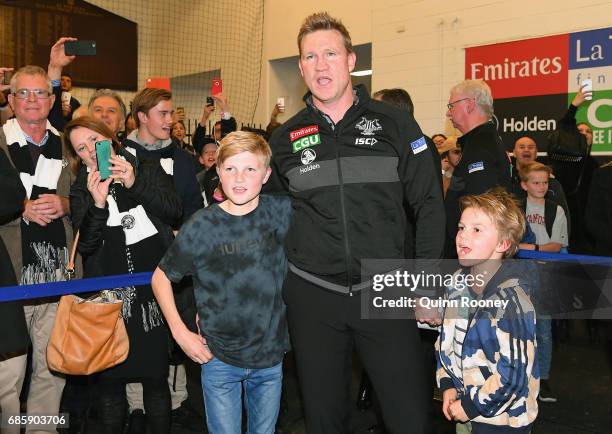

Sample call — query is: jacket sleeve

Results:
[396,114,445,260]
[263,128,291,195]
[585,168,612,251]
[69,172,108,256]
[461,143,505,196]
[48,84,67,132]
[220,116,237,137]
[460,298,537,419]
[435,334,455,392]
[127,161,183,227]
[173,150,203,223]
[0,148,25,219]
[192,124,207,150]
[559,104,578,128]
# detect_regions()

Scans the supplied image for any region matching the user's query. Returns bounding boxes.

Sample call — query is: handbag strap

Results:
[65,230,80,280]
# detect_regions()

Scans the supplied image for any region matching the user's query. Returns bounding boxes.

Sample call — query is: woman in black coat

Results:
[65,116,182,434]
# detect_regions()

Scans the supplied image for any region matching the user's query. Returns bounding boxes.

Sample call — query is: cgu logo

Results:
[292,133,321,153]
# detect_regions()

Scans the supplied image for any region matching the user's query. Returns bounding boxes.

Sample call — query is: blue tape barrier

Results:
[0,272,152,303]
[1,250,611,304]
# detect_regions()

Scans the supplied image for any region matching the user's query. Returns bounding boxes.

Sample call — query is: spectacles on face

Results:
[12,89,51,100]
[447,97,471,111]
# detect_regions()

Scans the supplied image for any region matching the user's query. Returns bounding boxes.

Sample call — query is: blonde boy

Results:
[519,162,568,253]
[436,189,539,433]
[152,131,291,433]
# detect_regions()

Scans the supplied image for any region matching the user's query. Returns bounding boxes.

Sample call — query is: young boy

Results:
[519,161,568,403]
[436,188,539,433]
[152,131,291,433]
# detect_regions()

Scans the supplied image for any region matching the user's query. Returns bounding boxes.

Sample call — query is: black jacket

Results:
[585,165,612,256]
[444,121,512,248]
[122,138,203,226]
[267,85,445,287]
[70,150,182,277]
[0,149,29,354]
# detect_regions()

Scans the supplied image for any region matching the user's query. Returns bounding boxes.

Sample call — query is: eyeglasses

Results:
[447,97,471,111]
[12,89,51,100]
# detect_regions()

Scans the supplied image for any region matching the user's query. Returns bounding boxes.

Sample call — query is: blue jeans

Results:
[536,316,552,380]
[201,357,282,434]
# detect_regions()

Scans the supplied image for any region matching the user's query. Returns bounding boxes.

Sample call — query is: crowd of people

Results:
[0,10,608,434]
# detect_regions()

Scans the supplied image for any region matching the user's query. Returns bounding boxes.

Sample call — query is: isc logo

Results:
[355,137,378,146]
[292,133,321,153]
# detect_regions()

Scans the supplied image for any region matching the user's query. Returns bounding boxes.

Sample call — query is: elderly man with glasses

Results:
[0,39,78,434]
[443,79,512,257]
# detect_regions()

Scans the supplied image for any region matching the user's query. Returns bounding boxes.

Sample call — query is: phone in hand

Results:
[206,96,214,108]
[96,140,112,181]
[2,70,12,86]
[581,79,593,100]
[211,78,222,95]
[64,40,97,56]
[277,97,285,113]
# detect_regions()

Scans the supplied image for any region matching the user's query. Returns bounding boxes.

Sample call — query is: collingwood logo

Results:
[299,149,320,174]
[355,117,382,136]
[301,148,317,165]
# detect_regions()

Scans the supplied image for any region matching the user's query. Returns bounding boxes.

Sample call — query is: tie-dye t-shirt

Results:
[159,195,292,368]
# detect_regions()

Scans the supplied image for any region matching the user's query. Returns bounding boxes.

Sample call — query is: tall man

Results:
[267,12,445,433]
[0,64,76,434]
[444,79,511,254]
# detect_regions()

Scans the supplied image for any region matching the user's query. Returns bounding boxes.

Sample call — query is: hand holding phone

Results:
[1,67,13,88]
[581,79,593,100]
[206,96,214,108]
[96,140,113,181]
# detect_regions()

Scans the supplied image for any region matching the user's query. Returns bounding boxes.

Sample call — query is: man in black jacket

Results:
[267,12,445,433]
[444,79,512,256]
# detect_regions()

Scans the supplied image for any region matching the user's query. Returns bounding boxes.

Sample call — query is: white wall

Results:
[370,0,612,137]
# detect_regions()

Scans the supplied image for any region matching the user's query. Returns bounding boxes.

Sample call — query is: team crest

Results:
[355,117,382,136]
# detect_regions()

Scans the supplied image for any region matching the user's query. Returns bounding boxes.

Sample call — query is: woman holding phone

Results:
[64,116,181,434]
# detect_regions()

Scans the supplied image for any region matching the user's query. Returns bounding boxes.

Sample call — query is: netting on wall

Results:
[1,0,265,141]
[87,0,265,138]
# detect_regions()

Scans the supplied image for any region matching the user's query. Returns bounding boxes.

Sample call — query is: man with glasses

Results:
[444,79,511,256]
[0,62,76,433]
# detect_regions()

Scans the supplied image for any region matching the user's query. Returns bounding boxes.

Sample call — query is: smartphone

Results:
[2,70,12,86]
[277,97,285,113]
[95,140,112,180]
[64,40,97,56]
[206,96,214,108]
[61,92,71,105]
[145,77,171,91]
[211,78,222,95]
[581,79,593,100]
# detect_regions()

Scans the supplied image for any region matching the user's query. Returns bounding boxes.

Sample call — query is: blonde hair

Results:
[459,188,525,258]
[518,161,552,182]
[297,12,353,55]
[217,131,271,168]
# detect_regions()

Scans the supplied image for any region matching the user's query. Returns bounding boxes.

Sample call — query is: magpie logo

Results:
[355,117,382,136]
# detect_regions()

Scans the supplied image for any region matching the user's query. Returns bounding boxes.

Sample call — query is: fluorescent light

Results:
[351,69,372,77]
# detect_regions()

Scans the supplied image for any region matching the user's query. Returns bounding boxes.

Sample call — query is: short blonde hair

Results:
[217,131,271,168]
[459,188,525,258]
[298,12,353,55]
[518,161,552,182]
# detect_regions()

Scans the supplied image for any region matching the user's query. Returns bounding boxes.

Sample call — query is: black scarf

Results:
[3,119,68,284]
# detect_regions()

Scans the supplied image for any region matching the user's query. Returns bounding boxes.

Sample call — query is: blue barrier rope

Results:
[0,272,152,303]
[1,250,611,303]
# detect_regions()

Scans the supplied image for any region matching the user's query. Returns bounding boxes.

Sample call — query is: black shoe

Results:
[171,402,204,432]
[538,380,558,403]
[127,409,146,434]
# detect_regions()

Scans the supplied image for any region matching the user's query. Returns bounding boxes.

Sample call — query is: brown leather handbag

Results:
[47,232,129,375]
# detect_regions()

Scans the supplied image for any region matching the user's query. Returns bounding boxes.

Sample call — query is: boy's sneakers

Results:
[538,380,558,403]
